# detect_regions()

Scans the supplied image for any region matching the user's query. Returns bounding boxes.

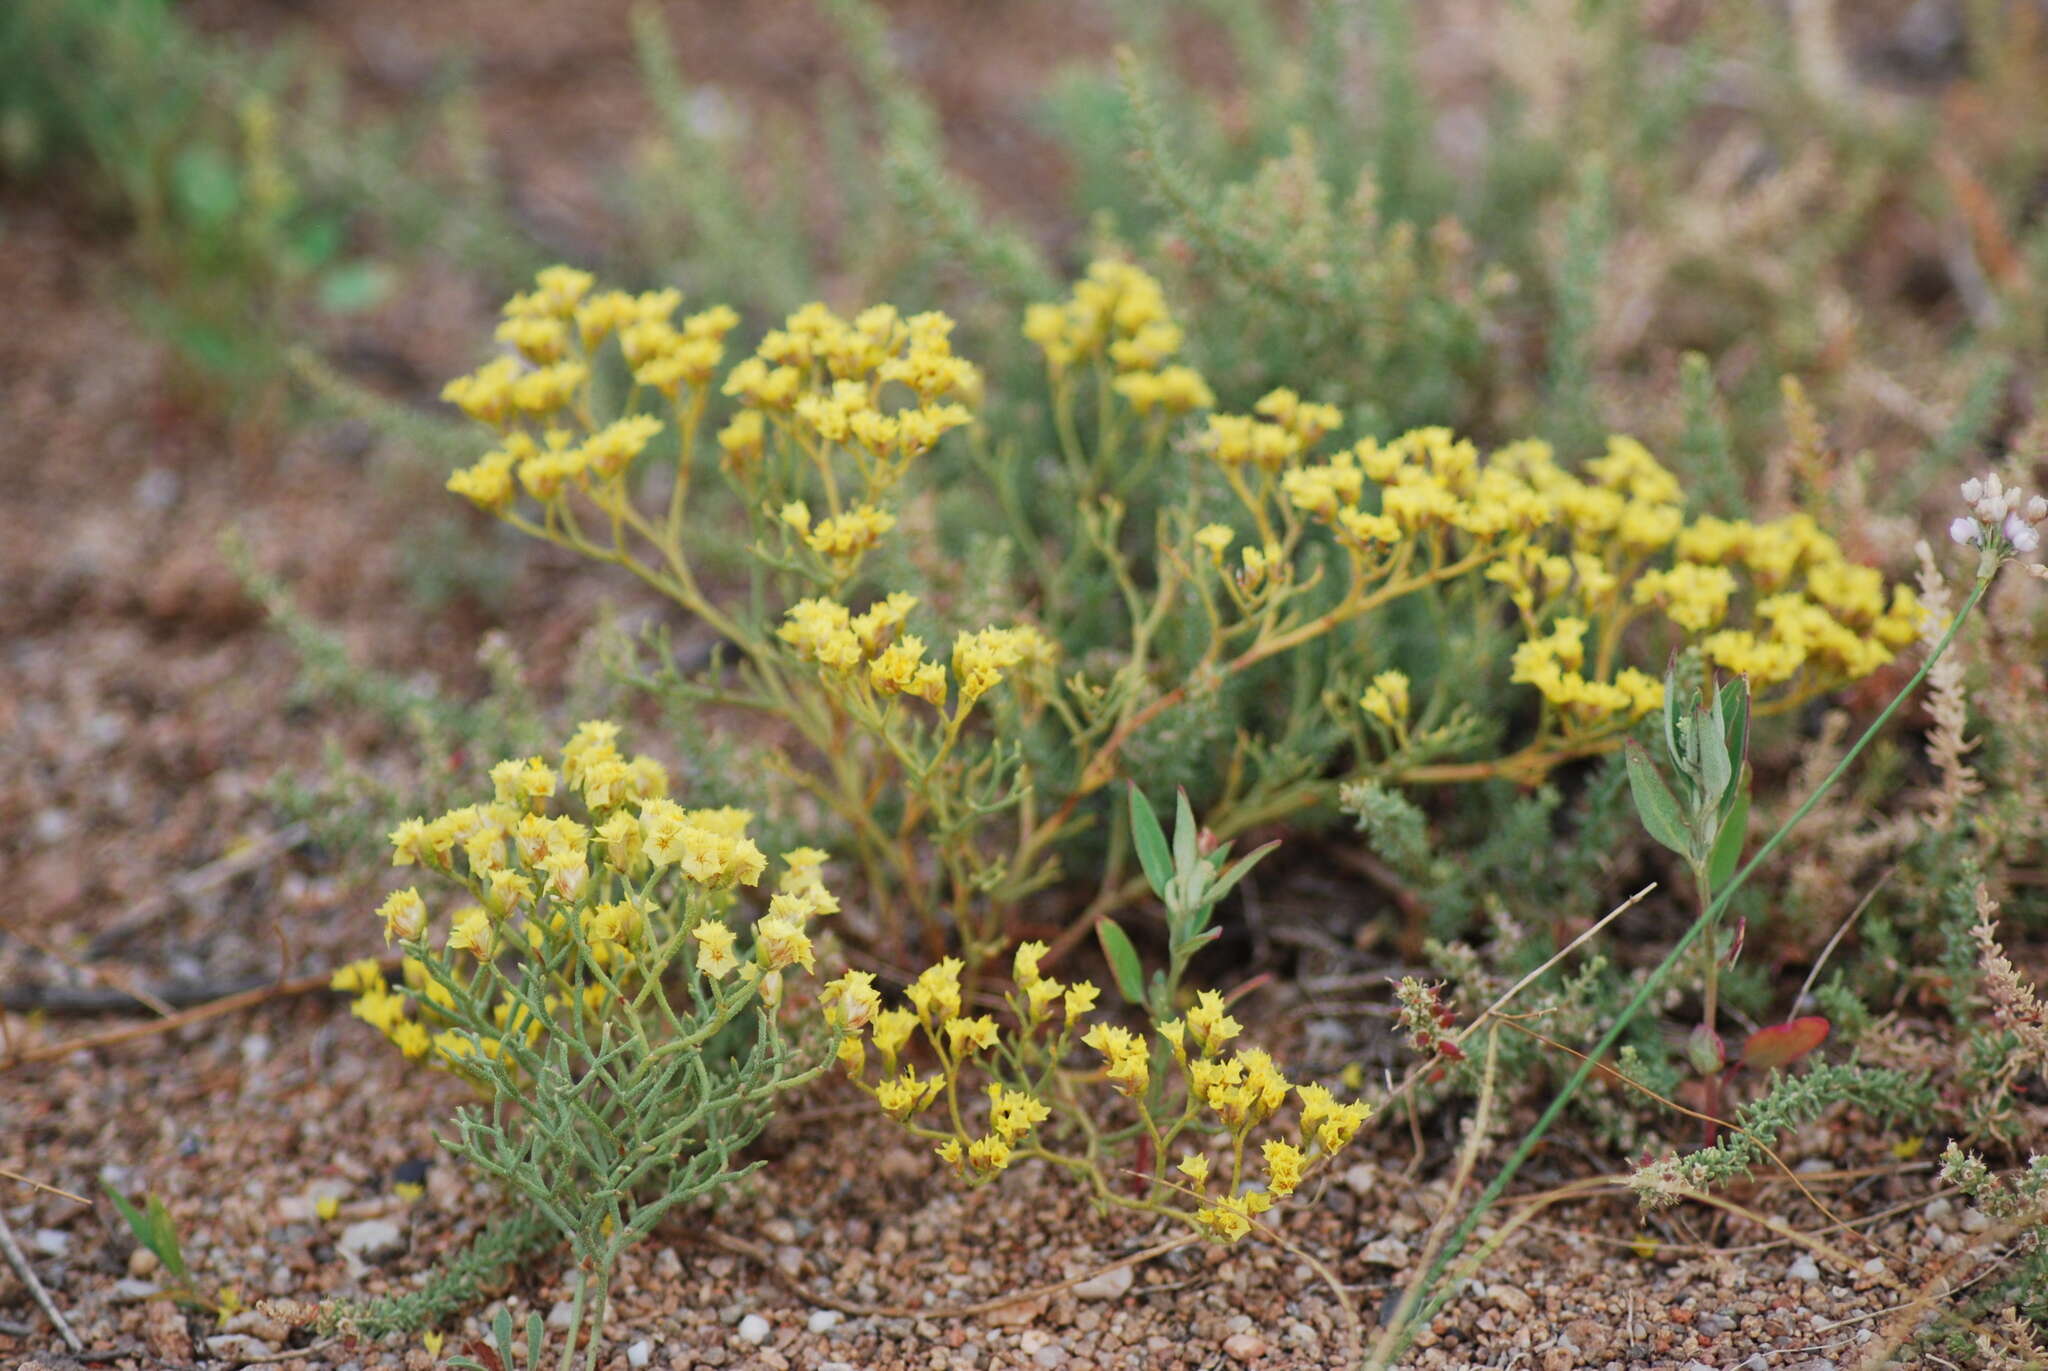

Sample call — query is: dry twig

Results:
[0,1206,84,1353]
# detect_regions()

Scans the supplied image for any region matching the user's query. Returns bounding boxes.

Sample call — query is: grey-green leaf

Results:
[1626,740,1692,856]
[1706,779,1749,891]
[1208,840,1279,907]
[1128,785,1172,899]
[1097,918,1147,1006]
[1172,788,1198,878]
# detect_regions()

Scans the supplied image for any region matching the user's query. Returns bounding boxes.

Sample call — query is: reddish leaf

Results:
[1740,1016,1830,1072]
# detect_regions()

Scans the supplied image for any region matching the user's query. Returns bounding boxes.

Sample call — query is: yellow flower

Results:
[1262,1139,1307,1197]
[1177,1153,1211,1190]
[986,1082,1050,1143]
[1359,671,1410,729]
[718,411,765,465]
[907,957,965,1025]
[379,888,428,945]
[692,920,740,980]
[1063,981,1100,1024]
[753,915,816,975]
[944,1015,1000,1055]
[1186,990,1242,1056]
[1193,1199,1252,1243]
[1193,523,1235,561]
[389,1021,432,1060]
[872,1008,918,1067]
[489,756,557,808]
[823,970,881,1031]
[446,907,493,959]
[580,415,664,480]
[447,450,519,512]
[1013,940,1049,988]
[1083,1023,1150,1097]
[329,958,385,995]
[875,1067,943,1122]
[952,626,1031,705]
[965,1134,1012,1178]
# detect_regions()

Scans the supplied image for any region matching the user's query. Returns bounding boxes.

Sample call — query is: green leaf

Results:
[1706,778,1748,890]
[1625,740,1691,857]
[1206,840,1279,907]
[1127,785,1172,899]
[1719,675,1750,785]
[1096,919,1147,1006]
[102,1183,189,1280]
[1172,788,1198,880]
[1697,692,1732,816]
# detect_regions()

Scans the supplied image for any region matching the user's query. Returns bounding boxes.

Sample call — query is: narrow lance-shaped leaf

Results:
[1172,788,1199,885]
[1698,686,1732,815]
[1206,840,1280,910]
[1706,779,1749,891]
[1096,918,1147,1006]
[1717,677,1751,823]
[1625,740,1692,857]
[1127,785,1172,899]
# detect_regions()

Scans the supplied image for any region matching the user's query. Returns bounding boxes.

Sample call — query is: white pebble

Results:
[626,1338,652,1367]
[1071,1264,1134,1301]
[31,1228,71,1257]
[738,1313,771,1344]
[1788,1254,1821,1283]
[807,1309,844,1334]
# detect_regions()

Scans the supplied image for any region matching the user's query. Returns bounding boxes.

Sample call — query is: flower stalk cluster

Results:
[436,262,1925,954]
[826,940,1368,1244]
[333,722,839,1371]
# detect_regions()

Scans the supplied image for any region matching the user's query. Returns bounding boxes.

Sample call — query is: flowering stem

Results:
[1377,569,1993,1365]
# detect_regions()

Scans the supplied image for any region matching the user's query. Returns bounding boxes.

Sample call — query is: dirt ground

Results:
[0,2,2029,1368]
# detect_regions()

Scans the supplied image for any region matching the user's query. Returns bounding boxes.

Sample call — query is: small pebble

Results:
[807,1309,844,1334]
[1072,1264,1134,1301]
[1358,1236,1410,1267]
[1223,1332,1266,1363]
[737,1313,771,1344]
[1788,1254,1821,1283]
[1961,1207,1992,1234]
[204,1333,276,1361]
[547,1300,576,1329]
[336,1218,405,1268]
[626,1338,652,1367]
[31,1228,71,1257]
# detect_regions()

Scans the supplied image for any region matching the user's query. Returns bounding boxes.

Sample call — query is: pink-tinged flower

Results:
[1950,517,1980,547]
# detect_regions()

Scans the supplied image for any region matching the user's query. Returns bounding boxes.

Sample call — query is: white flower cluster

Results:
[1950,473,2047,557]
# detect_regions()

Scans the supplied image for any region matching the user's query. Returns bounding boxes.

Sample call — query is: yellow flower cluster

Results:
[734,302,978,474]
[834,942,1369,1241]
[340,724,836,1079]
[1509,617,1664,720]
[1025,260,1215,414]
[440,269,980,576]
[775,592,1052,717]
